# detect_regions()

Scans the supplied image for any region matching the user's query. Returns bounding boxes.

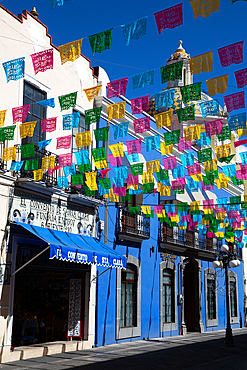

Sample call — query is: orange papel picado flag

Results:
[184,124,201,141]
[42,156,55,170]
[154,108,173,129]
[190,0,220,19]
[33,169,44,181]
[142,172,153,184]
[216,143,231,158]
[20,121,36,139]
[83,85,102,102]
[189,51,213,75]
[141,206,152,215]
[107,102,126,122]
[146,160,160,173]
[206,74,228,96]
[160,143,173,156]
[2,147,16,161]
[85,171,98,190]
[109,188,119,203]
[75,131,92,148]
[0,110,7,127]
[58,39,83,65]
[94,159,108,169]
[109,142,124,157]
[158,183,171,196]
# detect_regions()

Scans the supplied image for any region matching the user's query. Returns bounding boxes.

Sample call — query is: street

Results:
[1,328,247,369]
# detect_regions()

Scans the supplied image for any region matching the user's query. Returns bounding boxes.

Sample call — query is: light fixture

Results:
[221,244,229,253]
[212,260,221,268]
[229,259,240,268]
[213,243,241,348]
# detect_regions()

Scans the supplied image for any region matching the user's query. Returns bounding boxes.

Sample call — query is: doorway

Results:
[12,243,88,346]
[184,259,200,332]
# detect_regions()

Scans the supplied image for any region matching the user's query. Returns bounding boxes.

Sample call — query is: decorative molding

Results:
[160,260,178,333]
[228,270,239,324]
[116,255,141,340]
[204,268,218,328]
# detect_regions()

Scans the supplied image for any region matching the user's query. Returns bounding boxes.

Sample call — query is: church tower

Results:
[166,40,192,89]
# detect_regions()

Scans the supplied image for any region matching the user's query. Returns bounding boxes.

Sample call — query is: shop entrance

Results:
[12,244,89,347]
[183,259,200,332]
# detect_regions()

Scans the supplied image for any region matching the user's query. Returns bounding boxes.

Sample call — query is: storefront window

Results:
[12,244,89,346]
[121,264,137,328]
[162,269,174,323]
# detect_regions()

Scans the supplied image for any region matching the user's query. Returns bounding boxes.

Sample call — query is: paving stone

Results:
[1,329,247,370]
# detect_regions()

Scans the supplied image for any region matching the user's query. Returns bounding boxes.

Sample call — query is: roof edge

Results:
[0,4,98,79]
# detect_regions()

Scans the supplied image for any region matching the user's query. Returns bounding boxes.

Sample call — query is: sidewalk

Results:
[1,328,247,370]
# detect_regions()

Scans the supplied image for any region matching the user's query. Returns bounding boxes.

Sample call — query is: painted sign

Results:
[161,252,177,263]
[9,190,94,236]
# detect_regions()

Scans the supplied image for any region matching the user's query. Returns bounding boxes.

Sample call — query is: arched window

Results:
[230,275,237,317]
[228,271,239,324]
[121,264,137,328]
[207,273,216,319]
[183,68,187,86]
[205,268,218,327]
[160,261,177,332]
[23,81,47,145]
[116,255,141,340]
[162,269,175,323]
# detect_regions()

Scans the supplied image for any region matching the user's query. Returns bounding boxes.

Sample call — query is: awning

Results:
[16,222,126,269]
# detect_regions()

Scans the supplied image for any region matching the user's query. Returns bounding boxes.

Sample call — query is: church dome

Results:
[146,88,224,117]
[167,40,190,62]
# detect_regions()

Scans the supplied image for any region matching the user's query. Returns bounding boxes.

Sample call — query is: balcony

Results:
[12,145,103,201]
[116,206,150,243]
[228,242,242,260]
[159,223,226,261]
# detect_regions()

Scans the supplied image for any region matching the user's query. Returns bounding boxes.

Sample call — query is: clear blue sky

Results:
[2,0,247,111]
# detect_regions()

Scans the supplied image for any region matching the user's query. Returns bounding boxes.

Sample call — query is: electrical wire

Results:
[1,4,247,92]
[0,7,246,216]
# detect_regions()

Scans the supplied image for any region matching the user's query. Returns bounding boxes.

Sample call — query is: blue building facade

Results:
[94,42,244,346]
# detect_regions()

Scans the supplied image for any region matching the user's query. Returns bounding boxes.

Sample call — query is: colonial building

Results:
[0,3,244,364]
[94,41,244,346]
[0,5,125,363]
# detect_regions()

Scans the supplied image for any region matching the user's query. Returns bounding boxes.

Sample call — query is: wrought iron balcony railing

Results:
[159,223,242,260]
[11,145,103,200]
[116,206,150,241]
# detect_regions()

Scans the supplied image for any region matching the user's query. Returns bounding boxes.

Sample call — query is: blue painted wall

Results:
[95,97,244,346]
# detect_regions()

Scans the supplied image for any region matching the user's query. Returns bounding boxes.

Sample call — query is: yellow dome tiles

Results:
[146,90,223,118]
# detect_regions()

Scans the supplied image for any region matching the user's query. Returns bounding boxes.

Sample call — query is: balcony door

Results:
[184,259,200,332]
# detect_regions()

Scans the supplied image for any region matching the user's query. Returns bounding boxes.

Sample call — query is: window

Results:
[207,274,216,320]
[72,110,86,152]
[121,265,137,328]
[205,268,218,327]
[123,192,143,209]
[116,255,141,340]
[23,82,47,144]
[228,271,239,324]
[230,276,237,317]
[162,269,175,323]
[160,261,177,332]
[183,68,187,86]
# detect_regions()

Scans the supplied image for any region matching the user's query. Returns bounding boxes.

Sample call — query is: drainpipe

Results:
[94,270,99,347]
[178,261,183,334]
